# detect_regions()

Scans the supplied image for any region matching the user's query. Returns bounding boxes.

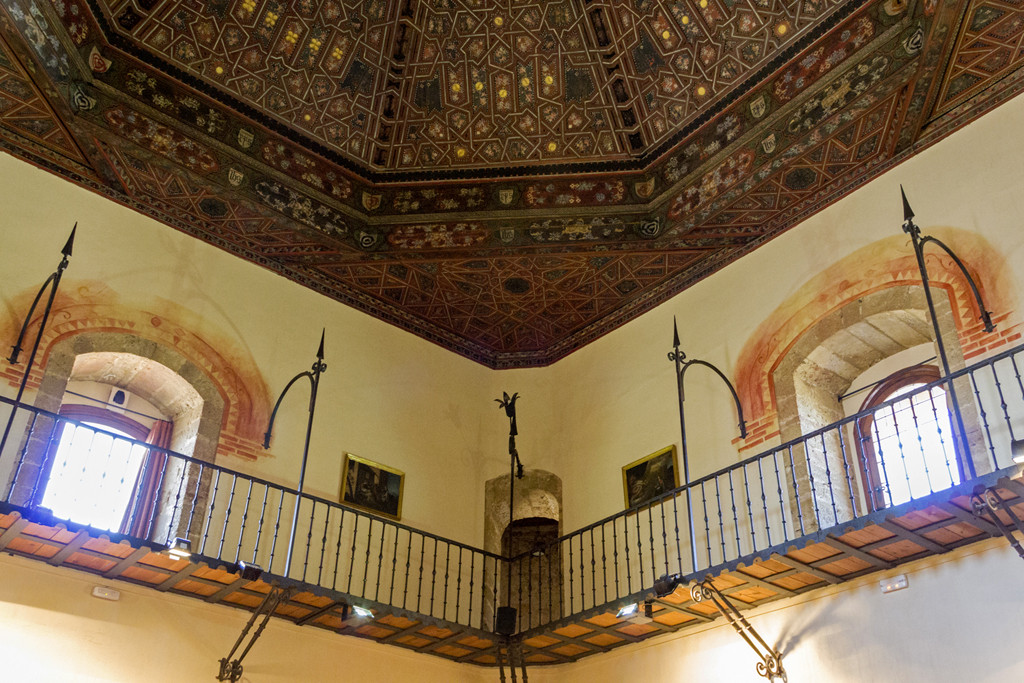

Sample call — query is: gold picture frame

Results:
[341,453,404,520]
[622,445,679,509]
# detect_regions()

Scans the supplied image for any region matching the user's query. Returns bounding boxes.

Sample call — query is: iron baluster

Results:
[442,541,451,621]
[634,505,644,587]
[927,386,956,489]
[375,521,387,603]
[671,487,683,576]
[590,527,597,611]
[317,503,330,586]
[568,527,575,612]
[773,450,788,540]
[728,470,741,558]
[186,462,204,545]
[430,537,438,618]
[600,524,608,604]
[269,484,284,572]
[460,546,469,625]
[235,478,254,563]
[218,474,238,559]
[756,457,771,548]
[854,419,879,513]
[645,503,654,585]
[402,529,412,610]
[332,508,345,592]
[253,485,269,565]
[347,515,359,594]
[818,432,838,524]
[907,391,934,494]
[146,452,170,541]
[620,511,628,596]
[301,502,315,582]
[701,480,712,568]
[418,534,426,614]
[362,519,374,598]
[835,423,856,518]
[578,532,586,611]
[786,444,805,535]
[801,442,822,528]
[890,402,913,502]
[969,371,997,468]
[872,415,896,509]
[714,477,726,563]
[742,464,757,553]
[203,469,222,556]
[612,517,620,599]
[390,527,400,607]
[991,361,1014,444]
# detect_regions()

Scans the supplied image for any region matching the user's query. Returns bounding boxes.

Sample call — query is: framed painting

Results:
[622,445,679,509]
[341,453,404,520]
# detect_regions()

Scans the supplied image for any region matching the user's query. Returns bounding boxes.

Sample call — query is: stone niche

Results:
[481,469,562,633]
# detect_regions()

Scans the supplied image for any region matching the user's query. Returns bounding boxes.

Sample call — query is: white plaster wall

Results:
[526,539,1024,683]
[0,553,490,683]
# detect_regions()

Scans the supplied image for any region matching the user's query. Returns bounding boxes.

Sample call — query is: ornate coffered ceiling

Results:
[1,0,1022,367]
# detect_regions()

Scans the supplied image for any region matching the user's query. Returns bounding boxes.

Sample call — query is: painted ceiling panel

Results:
[0,0,1021,366]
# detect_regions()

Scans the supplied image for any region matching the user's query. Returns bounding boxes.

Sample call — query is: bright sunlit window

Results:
[858,365,959,508]
[41,420,149,532]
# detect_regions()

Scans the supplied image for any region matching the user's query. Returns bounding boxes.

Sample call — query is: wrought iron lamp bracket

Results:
[971,484,1024,561]
[216,584,293,682]
[690,578,786,682]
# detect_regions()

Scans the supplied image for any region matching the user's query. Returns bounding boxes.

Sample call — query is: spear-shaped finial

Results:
[316,328,325,360]
[900,185,915,223]
[673,316,681,348]
[61,224,77,259]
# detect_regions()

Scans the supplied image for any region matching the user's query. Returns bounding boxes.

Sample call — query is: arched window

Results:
[40,403,156,532]
[855,365,959,511]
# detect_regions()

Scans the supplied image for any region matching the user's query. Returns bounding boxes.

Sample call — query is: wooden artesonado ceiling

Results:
[0,0,1022,367]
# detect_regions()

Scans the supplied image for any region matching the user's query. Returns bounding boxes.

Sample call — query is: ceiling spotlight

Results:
[167,537,192,561]
[654,573,683,598]
[616,603,638,619]
[351,605,374,619]
[238,561,263,581]
[1011,439,1024,464]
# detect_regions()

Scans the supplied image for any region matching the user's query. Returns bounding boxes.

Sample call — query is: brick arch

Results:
[734,229,1019,454]
[4,280,271,461]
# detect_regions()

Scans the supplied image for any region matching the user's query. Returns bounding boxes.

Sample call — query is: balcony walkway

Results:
[2,343,1024,669]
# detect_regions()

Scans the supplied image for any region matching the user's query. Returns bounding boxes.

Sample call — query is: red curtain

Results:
[119,419,173,539]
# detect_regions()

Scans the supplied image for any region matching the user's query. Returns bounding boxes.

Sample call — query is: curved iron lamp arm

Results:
[916,234,995,333]
[668,317,747,572]
[262,330,326,574]
[901,186,995,480]
[1,227,75,459]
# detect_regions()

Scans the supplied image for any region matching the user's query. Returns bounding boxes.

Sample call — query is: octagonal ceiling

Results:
[0,0,1022,367]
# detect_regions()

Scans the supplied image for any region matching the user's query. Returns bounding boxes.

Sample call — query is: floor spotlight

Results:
[167,537,192,561]
[1011,439,1024,464]
[351,605,374,619]
[615,603,638,619]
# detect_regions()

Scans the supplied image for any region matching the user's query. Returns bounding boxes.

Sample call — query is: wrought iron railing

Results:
[508,342,1024,632]
[0,396,504,629]
[1,343,1022,636]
